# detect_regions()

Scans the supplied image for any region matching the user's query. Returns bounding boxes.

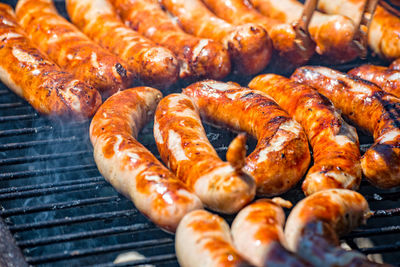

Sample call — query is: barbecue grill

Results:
[1,0,400,266]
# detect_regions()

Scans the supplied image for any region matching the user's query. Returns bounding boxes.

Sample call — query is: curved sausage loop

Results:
[176,210,251,267]
[231,199,310,267]
[154,94,255,214]
[90,87,202,232]
[292,66,400,189]
[284,189,390,267]
[183,80,311,196]
[249,74,361,196]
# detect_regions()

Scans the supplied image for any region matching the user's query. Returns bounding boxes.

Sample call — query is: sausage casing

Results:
[16,0,133,98]
[110,0,231,80]
[201,0,315,65]
[176,210,251,267]
[66,0,179,89]
[154,93,255,213]
[292,66,400,189]
[248,0,358,63]
[349,64,400,98]
[0,3,101,119]
[159,0,272,76]
[249,74,361,195]
[231,199,308,267]
[318,0,400,60]
[90,87,202,232]
[183,80,311,196]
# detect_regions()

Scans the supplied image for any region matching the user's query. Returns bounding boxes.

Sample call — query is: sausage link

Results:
[66,0,179,89]
[248,0,358,63]
[349,64,400,98]
[90,88,202,232]
[292,66,400,189]
[249,74,361,196]
[154,93,255,213]
[176,210,251,267]
[201,0,315,65]
[284,189,389,267]
[0,3,101,119]
[231,199,309,267]
[159,0,272,76]
[16,0,133,98]
[318,0,400,60]
[183,80,311,196]
[110,0,231,80]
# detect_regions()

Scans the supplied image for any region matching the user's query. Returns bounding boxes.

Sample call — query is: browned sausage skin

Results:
[201,0,315,65]
[90,87,202,232]
[248,0,358,63]
[231,198,309,267]
[284,189,390,267]
[110,0,231,80]
[318,0,400,60]
[176,210,251,267]
[0,3,101,119]
[349,64,400,98]
[183,80,311,196]
[159,0,272,76]
[292,66,400,189]
[249,74,361,195]
[66,0,179,89]
[154,93,255,213]
[16,0,133,98]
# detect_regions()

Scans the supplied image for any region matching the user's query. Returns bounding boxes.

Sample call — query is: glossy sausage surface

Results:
[90,87,202,232]
[349,64,400,98]
[248,0,358,63]
[66,0,179,89]
[159,0,272,76]
[292,66,400,189]
[16,0,133,98]
[0,3,101,119]
[176,210,251,267]
[249,74,361,195]
[183,80,311,196]
[154,93,255,213]
[318,0,400,60]
[111,0,231,80]
[201,0,315,65]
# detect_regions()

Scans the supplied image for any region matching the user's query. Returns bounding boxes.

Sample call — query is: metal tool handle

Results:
[292,0,318,51]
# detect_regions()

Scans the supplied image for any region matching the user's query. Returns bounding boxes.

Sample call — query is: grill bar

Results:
[0,196,123,217]
[25,238,174,265]
[9,209,137,232]
[359,242,400,254]
[17,223,153,248]
[0,164,97,181]
[0,114,37,123]
[0,136,83,151]
[0,150,92,166]
[0,126,53,137]
[346,226,400,238]
[0,102,24,109]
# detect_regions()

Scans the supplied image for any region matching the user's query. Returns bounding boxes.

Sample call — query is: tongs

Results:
[352,0,380,59]
[293,0,318,51]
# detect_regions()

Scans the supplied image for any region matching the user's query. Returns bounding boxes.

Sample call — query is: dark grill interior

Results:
[1,0,400,266]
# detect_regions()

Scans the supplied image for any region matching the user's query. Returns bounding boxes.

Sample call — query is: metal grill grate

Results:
[0,0,400,266]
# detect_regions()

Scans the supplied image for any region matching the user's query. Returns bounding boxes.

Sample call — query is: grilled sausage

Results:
[318,0,400,60]
[390,57,400,71]
[154,93,255,213]
[66,0,179,89]
[292,66,400,189]
[349,64,400,98]
[231,198,309,267]
[183,80,311,196]
[16,0,133,98]
[90,87,202,232]
[110,0,231,80]
[249,74,361,196]
[248,0,358,63]
[0,3,101,119]
[201,0,315,66]
[283,189,389,267]
[176,210,251,267]
[159,0,272,76]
